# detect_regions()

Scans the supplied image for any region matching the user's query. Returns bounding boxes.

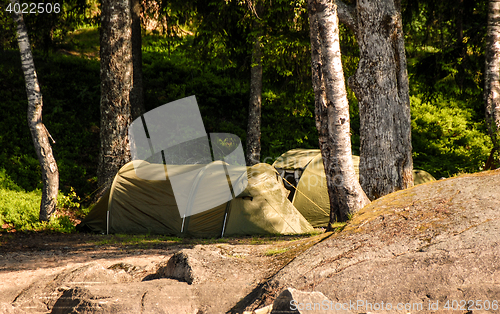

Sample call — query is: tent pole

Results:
[220,201,231,238]
[106,210,109,235]
[220,162,235,238]
[221,212,228,238]
[221,200,231,238]
[181,215,185,233]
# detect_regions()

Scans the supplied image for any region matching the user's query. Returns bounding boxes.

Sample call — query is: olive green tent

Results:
[79,161,313,237]
[273,149,436,227]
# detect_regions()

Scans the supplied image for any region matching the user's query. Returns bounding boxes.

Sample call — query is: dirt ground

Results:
[0,231,328,313]
[1,233,205,271]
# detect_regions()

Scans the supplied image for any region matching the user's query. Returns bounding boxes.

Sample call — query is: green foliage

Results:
[57,27,100,57]
[0,168,22,191]
[404,0,487,119]
[0,170,77,233]
[411,95,491,177]
[0,187,42,231]
[402,0,491,177]
[142,45,249,142]
[1,0,495,233]
[0,49,100,198]
[260,89,317,163]
[0,0,99,51]
[58,186,81,210]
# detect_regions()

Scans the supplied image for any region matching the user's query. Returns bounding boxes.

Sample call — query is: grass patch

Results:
[329,222,347,232]
[57,27,100,58]
[93,234,184,246]
[264,247,290,256]
[248,229,325,245]
[0,187,77,233]
[0,168,83,233]
[88,230,327,249]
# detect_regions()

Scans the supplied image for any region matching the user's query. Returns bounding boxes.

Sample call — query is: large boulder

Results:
[258,170,500,313]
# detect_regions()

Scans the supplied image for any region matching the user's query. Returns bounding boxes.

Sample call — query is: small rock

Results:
[271,288,352,314]
[156,251,197,284]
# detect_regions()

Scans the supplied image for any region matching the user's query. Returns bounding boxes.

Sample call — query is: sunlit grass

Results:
[0,169,78,233]
[264,247,290,256]
[57,27,100,58]
[89,230,327,248]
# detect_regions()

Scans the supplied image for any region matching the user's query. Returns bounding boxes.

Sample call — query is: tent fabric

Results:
[274,149,436,227]
[224,164,313,235]
[79,161,313,237]
[272,148,321,170]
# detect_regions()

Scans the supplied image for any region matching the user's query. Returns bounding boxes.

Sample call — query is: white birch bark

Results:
[485,0,500,160]
[309,0,370,223]
[11,0,59,221]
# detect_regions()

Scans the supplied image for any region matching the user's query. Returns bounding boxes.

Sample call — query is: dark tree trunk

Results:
[130,0,146,120]
[309,0,370,224]
[485,0,500,160]
[97,0,133,198]
[246,28,263,166]
[11,0,59,221]
[341,0,413,200]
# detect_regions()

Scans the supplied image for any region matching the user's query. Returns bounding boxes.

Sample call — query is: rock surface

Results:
[50,280,198,314]
[271,288,339,314]
[2,170,500,313]
[251,170,500,313]
[7,244,271,313]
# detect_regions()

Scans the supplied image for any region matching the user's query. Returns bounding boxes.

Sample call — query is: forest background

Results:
[0,0,494,231]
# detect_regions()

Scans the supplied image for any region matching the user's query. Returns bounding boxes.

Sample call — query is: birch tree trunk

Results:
[485,0,500,168]
[98,0,133,197]
[246,28,263,166]
[309,0,370,223]
[340,0,413,200]
[11,0,59,221]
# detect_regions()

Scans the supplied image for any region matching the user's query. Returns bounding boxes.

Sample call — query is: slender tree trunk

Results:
[345,0,413,200]
[309,0,370,224]
[97,0,133,198]
[11,0,59,221]
[246,28,263,166]
[485,0,500,161]
[130,0,146,120]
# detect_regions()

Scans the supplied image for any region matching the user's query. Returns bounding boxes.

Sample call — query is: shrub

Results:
[411,95,491,178]
[0,168,81,233]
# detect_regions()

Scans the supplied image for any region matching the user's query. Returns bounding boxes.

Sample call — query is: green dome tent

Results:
[273,149,436,227]
[79,161,314,237]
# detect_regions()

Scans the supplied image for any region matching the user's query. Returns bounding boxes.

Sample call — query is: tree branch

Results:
[337,0,357,34]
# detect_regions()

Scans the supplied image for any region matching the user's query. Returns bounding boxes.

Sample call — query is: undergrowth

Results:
[0,168,87,233]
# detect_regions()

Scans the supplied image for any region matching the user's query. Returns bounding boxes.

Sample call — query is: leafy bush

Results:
[0,168,22,191]
[1,23,493,214]
[0,50,100,199]
[0,189,74,233]
[411,95,491,178]
[0,169,81,233]
[0,187,42,231]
